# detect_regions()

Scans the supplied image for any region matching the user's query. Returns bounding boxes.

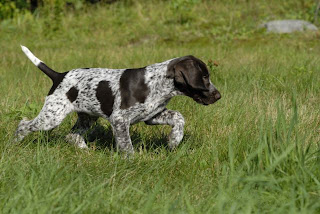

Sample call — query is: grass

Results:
[0,0,320,213]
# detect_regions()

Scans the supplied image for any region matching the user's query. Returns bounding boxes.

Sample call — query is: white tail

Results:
[20,45,42,66]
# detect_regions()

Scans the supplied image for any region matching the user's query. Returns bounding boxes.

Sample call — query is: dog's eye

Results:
[203,75,209,79]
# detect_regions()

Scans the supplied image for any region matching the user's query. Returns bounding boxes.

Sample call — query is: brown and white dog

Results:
[15,46,221,154]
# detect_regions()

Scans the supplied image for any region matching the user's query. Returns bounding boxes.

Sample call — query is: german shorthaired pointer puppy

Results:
[15,46,221,154]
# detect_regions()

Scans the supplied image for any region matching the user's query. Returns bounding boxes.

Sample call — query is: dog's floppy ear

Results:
[167,56,208,91]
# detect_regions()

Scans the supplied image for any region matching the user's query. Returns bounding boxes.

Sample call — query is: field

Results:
[0,0,320,213]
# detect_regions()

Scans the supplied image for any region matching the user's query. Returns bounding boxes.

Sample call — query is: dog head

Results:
[167,55,221,105]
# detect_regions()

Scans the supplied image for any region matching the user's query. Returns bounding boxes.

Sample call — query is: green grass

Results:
[0,0,320,213]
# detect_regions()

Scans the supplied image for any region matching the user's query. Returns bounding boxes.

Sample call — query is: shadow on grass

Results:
[86,124,170,152]
[14,121,193,153]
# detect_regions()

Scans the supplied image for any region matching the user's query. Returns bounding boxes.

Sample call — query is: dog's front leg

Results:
[145,109,185,150]
[111,119,134,155]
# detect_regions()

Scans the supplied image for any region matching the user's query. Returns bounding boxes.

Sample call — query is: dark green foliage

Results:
[0,0,121,20]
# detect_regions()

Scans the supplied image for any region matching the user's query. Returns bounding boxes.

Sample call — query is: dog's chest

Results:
[128,99,170,123]
[115,86,173,124]
[114,65,174,123]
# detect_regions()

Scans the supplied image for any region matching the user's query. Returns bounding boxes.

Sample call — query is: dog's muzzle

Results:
[193,89,221,105]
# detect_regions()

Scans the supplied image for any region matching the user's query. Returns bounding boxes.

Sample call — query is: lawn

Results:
[0,0,319,213]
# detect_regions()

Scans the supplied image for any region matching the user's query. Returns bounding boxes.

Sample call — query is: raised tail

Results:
[20,45,61,82]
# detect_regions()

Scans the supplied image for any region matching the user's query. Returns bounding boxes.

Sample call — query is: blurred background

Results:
[1,0,320,46]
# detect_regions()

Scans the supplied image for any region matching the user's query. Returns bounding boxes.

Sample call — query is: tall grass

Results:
[0,0,319,213]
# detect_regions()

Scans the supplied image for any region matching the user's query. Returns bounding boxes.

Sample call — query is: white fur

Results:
[20,45,42,66]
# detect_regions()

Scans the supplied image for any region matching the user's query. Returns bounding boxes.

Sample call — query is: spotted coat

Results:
[15,46,221,154]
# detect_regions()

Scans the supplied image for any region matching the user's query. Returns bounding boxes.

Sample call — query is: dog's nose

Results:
[214,91,221,100]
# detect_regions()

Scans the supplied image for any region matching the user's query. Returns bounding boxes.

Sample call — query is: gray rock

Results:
[260,20,318,33]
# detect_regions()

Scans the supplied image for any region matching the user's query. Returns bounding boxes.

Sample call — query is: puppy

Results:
[15,46,221,154]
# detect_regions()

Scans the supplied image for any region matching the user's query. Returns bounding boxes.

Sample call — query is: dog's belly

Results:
[71,92,169,125]
[72,89,107,116]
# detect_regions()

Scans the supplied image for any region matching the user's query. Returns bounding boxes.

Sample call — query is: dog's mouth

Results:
[179,83,221,106]
[193,97,209,105]
[192,92,221,105]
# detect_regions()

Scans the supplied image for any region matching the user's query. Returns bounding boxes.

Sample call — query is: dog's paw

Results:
[66,133,88,149]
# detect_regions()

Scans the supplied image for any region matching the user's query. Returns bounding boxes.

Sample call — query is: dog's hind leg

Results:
[14,96,73,142]
[66,112,98,149]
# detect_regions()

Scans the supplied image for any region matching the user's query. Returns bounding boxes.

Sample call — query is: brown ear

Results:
[168,57,208,91]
